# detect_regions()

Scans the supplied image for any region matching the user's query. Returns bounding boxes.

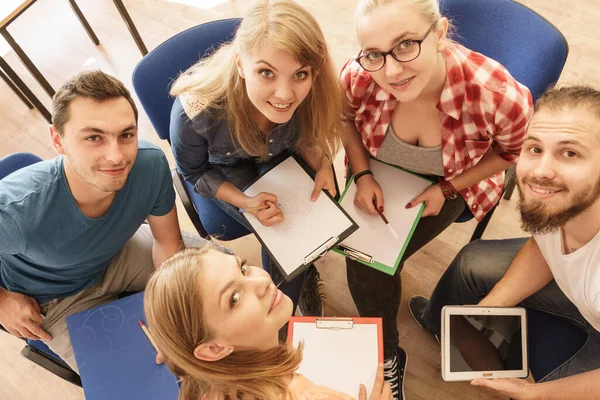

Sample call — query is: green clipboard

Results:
[333,158,433,275]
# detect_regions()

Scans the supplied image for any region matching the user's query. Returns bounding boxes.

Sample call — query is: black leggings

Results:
[346,194,466,359]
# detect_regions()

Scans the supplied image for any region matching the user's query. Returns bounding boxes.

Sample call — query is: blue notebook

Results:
[66,292,179,400]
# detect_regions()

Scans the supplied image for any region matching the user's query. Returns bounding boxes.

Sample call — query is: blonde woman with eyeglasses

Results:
[340,0,534,398]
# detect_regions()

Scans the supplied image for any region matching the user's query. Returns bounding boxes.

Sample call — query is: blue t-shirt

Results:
[0,141,175,303]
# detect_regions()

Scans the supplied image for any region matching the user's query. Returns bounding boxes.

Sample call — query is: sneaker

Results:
[297,266,324,316]
[408,295,440,343]
[383,346,407,400]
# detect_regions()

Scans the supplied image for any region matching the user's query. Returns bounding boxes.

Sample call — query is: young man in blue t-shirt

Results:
[0,70,205,372]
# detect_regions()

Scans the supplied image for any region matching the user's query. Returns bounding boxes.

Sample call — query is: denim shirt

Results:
[170,95,300,198]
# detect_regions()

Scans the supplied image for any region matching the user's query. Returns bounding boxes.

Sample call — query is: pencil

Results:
[372,200,399,239]
[238,203,282,213]
[238,205,270,213]
[139,320,159,352]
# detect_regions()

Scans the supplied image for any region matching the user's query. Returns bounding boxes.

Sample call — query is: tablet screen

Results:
[449,314,523,373]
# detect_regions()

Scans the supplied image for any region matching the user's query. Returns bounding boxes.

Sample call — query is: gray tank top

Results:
[376,124,445,177]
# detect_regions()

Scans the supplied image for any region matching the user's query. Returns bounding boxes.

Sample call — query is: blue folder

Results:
[66,292,179,400]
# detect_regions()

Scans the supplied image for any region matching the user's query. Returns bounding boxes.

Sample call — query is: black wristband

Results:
[354,169,373,183]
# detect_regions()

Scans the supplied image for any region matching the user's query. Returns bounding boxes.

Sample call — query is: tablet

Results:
[441,306,528,381]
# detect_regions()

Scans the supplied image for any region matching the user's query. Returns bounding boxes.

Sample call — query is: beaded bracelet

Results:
[437,178,459,200]
[354,169,373,183]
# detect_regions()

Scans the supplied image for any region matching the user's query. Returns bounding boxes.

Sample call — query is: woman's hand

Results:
[406,184,446,217]
[312,165,336,201]
[354,175,384,215]
[243,192,283,226]
[358,364,393,400]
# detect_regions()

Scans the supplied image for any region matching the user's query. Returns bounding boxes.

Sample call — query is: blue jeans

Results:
[422,238,600,382]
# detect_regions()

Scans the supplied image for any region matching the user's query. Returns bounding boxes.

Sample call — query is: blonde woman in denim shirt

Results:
[169,0,344,314]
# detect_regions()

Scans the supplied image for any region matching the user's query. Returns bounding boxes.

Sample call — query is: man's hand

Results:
[471,378,536,400]
[0,290,52,341]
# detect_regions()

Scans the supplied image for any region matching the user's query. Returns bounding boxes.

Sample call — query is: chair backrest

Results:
[0,152,43,181]
[132,18,241,140]
[440,0,568,101]
[0,152,43,288]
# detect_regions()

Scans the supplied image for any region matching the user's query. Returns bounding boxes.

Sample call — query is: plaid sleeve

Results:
[491,80,534,163]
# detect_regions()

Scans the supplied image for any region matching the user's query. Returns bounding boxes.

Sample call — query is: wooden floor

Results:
[0,0,598,399]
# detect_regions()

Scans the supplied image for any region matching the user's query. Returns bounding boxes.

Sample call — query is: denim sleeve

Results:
[169,98,227,199]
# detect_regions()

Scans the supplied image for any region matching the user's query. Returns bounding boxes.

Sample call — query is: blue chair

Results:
[443,0,569,241]
[0,152,82,386]
[132,18,248,241]
[527,308,588,382]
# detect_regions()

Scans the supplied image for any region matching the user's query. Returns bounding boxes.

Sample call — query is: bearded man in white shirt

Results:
[410,85,600,400]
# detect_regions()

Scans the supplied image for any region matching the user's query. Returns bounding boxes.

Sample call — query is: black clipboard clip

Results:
[315,317,355,330]
[303,236,339,265]
[338,245,375,264]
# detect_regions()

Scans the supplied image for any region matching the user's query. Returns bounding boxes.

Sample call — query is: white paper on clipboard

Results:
[243,156,355,277]
[339,159,432,270]
[288,317,382,397]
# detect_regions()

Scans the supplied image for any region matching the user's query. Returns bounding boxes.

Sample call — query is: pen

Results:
[239,203,282,213]
[373,199,399,239]
[139,320,159,352]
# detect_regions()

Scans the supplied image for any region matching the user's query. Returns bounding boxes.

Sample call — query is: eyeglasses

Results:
[355,23,436,72]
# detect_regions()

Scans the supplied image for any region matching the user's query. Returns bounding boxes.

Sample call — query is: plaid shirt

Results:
[341,43,533,221]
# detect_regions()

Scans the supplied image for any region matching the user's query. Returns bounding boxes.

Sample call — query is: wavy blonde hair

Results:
[144,247,303,400]
[171,0,342,162]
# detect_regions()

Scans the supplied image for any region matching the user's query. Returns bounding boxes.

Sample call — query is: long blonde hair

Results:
[144,247,303,400]
[171,0,342,162]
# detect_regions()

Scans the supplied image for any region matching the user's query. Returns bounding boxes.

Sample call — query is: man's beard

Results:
[517,176,600,235]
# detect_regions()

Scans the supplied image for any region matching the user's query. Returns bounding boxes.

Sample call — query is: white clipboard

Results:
[242,155,358,281]
[287,316,384,398]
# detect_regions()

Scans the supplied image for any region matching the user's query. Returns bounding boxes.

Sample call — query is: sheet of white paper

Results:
[292,322,379,397]
[243,157,354,276]
[340,159,432,269]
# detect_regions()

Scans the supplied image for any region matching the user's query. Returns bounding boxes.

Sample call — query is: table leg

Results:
[0,57,52,122]
[0,68,33,109]
[68,0,100,46]
[112,0,148,56]
[0,28,55,97]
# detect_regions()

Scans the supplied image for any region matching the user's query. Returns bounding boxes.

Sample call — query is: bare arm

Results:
[342,121,384,214]
[479,238,554,307]
[146,206,184,268]
[341,121,371,176]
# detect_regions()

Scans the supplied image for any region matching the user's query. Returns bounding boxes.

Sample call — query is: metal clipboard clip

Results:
[338,245,375,264]
[303,236,339,265]
[315,317,354,330]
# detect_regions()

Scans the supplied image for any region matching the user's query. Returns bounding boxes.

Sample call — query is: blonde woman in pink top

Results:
[144,247,392,400]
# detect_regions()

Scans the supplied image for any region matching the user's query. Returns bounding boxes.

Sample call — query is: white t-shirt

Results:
[534,229,600,331]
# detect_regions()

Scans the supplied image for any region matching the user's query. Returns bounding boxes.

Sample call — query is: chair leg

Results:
[112,0,148,56]
[0,56,52,122]
[68,0,100,46]
[0,68,33,109]
[20,345,82,387]
[503,178,517,200]
[172,169,210,239]
[0,28,55,97]
[469,204,498,242]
